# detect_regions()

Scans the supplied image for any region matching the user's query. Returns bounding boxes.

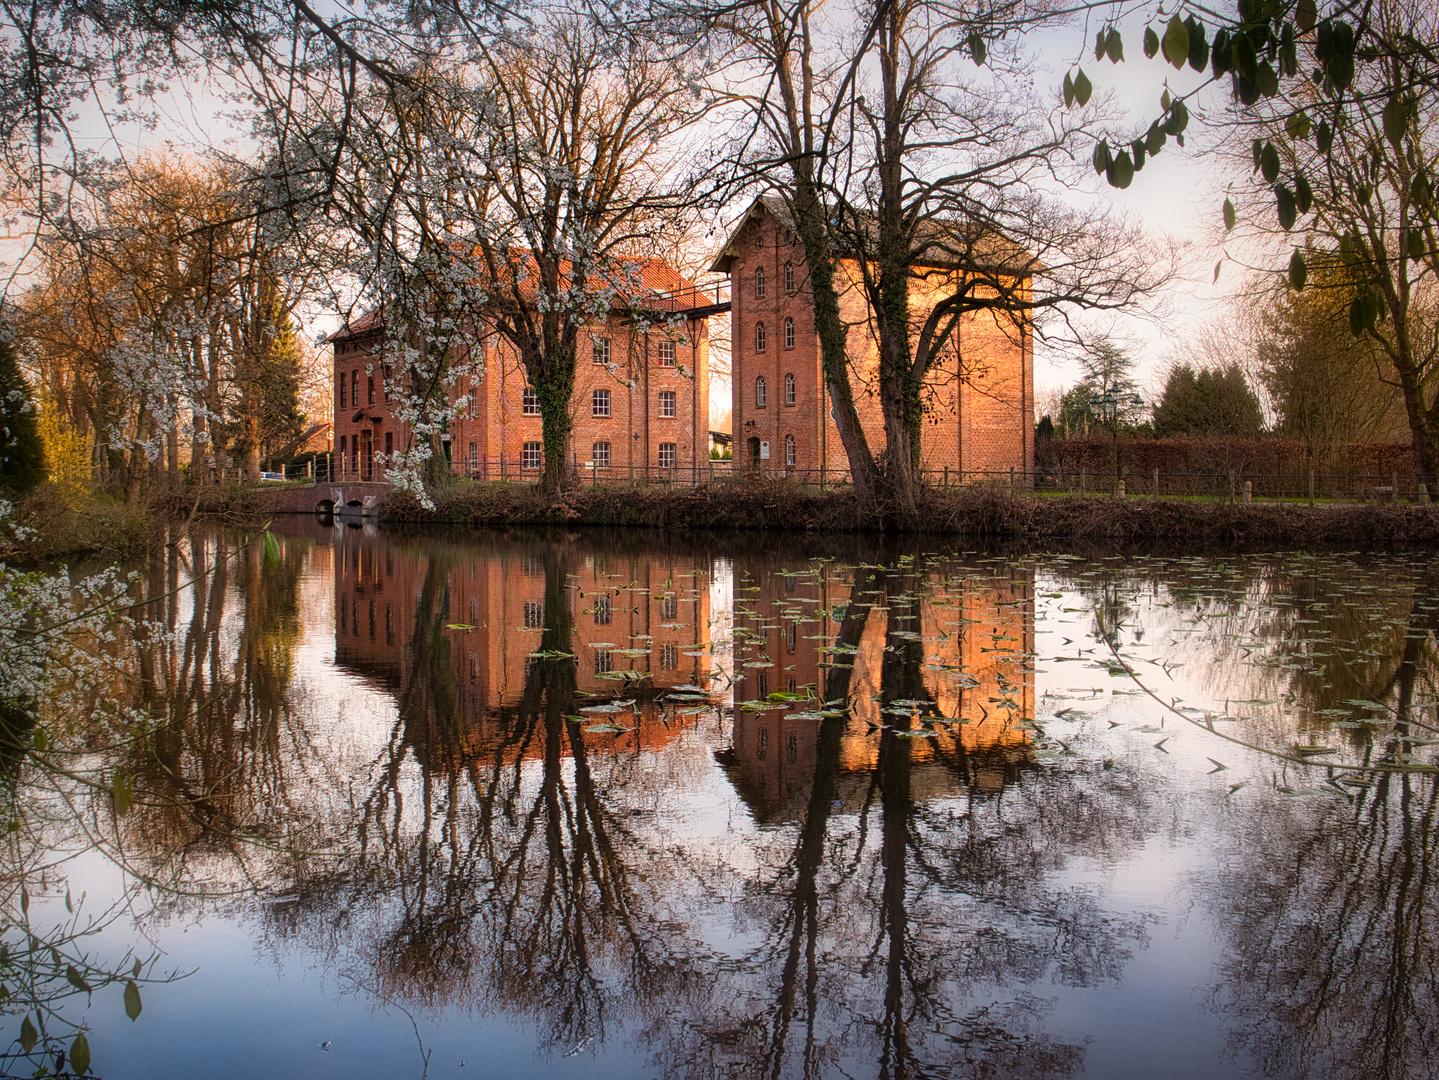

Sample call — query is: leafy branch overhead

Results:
[1046,0,1435,321]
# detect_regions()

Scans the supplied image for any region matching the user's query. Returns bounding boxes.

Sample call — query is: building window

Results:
[521,441,543,469]
[592,441,611,467]
[660,643,678,671]
[593,338,611,365]
[523,600,544,628]
[339,435,347,460]
[595,649,614,673]
[785,262,795,291]
[593,594,612,625]
[468,441,477,470]
[787,622,798,653]
[756,376,767,408]
[785,434,796,466]
[385,431,394,460]
[338,374,346,409]
[658,341,676,367]
[658,390,676,418]
[755,321,767,352]
[661,594,678,620]
[784,372,796,406]
[367,375,375,405]
[658,442,677,469]
[468,384,478,418]
[350,371,358,409]
[522,386,540,415]
[593,388,611,417]
[784,317,795,350]
[755,265,766,297]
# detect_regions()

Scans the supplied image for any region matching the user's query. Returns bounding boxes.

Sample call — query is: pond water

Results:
[6,521,1438,1079]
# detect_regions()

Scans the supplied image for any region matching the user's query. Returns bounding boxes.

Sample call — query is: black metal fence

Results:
[293,455,1439,505]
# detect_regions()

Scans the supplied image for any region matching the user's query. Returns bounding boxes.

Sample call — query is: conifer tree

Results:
[0,331,44,495]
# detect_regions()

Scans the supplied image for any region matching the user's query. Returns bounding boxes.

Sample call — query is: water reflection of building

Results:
[723,564,1036,819]
[331,528,714,763]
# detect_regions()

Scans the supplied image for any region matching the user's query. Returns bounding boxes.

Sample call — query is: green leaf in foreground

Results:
[124,979,142,1021]
[19,1014,36,1053]
[112,773,133,817]
[263,530,280,568]
[71,1031,91,1074]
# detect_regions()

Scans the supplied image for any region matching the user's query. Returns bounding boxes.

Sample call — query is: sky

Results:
[8,4,1282,421]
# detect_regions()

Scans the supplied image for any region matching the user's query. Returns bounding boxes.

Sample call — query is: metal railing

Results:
[260,456,1439,505]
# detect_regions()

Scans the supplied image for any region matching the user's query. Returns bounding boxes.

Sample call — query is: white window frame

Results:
[658,442,677,469]
[521,441,543,469]
[592,337,612,365]
[658,390,676,418]
[593,388,611,417]
[756,376,767,408]
[658,341,677,367]
[592,441,611,468]
[522,386,540,415]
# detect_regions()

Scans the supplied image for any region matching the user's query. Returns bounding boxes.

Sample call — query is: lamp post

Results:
[1090,385,1143,494]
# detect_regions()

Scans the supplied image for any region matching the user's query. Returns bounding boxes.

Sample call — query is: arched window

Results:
[784,262,795,291]
[784,372,796,406]
[785,434,795,466]
[755,321,767,352]
[756,376,767,408]
[755,265,766,298]
[784,317,795,349]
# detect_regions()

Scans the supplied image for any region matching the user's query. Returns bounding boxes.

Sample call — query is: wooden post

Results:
[1392,470,1399,503]
[1421,483,1430,506]
[943,465,949,488]
[1153,467,1159,499]
[1229,471,1235,503]
[1009,466,1014,492]
[1080,469,1086,496]
[1308,469,1315,507]
[1243,480,1252,504]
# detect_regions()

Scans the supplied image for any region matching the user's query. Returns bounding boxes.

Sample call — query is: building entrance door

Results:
[360,429,373,481]
[749,437,761,469]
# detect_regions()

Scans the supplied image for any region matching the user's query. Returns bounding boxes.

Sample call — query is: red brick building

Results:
[711,196,1034,479]
[329,257,711,482]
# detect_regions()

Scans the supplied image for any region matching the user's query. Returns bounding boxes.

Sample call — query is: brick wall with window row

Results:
[329,256,710,481]
[714,197,1031,478]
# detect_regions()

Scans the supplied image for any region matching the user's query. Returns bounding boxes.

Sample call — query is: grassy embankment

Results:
[2,483,156,563]
[373,479,1439,549]
[22,479,1439,559]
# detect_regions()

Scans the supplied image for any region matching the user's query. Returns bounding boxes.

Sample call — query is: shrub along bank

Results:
[373,480,1439,550]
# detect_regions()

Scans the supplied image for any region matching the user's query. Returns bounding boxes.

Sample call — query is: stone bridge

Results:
[260,482,392,518]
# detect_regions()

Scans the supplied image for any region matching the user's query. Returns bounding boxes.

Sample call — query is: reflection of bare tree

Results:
[1208,773,1439,1080]
[334,538,713,1057]
[694,556,1152,1080]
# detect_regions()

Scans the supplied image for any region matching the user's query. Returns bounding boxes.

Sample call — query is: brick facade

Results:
[330,258,710,482]
[712,197,1033,480]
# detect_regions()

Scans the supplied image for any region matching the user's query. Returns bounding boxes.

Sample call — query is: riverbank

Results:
[371,481,1439,549]
[1,483,154,563]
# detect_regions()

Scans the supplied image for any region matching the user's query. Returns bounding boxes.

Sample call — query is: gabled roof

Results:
[708,194,1036,277]
[325,255,697,344]
[326,307,383,344]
